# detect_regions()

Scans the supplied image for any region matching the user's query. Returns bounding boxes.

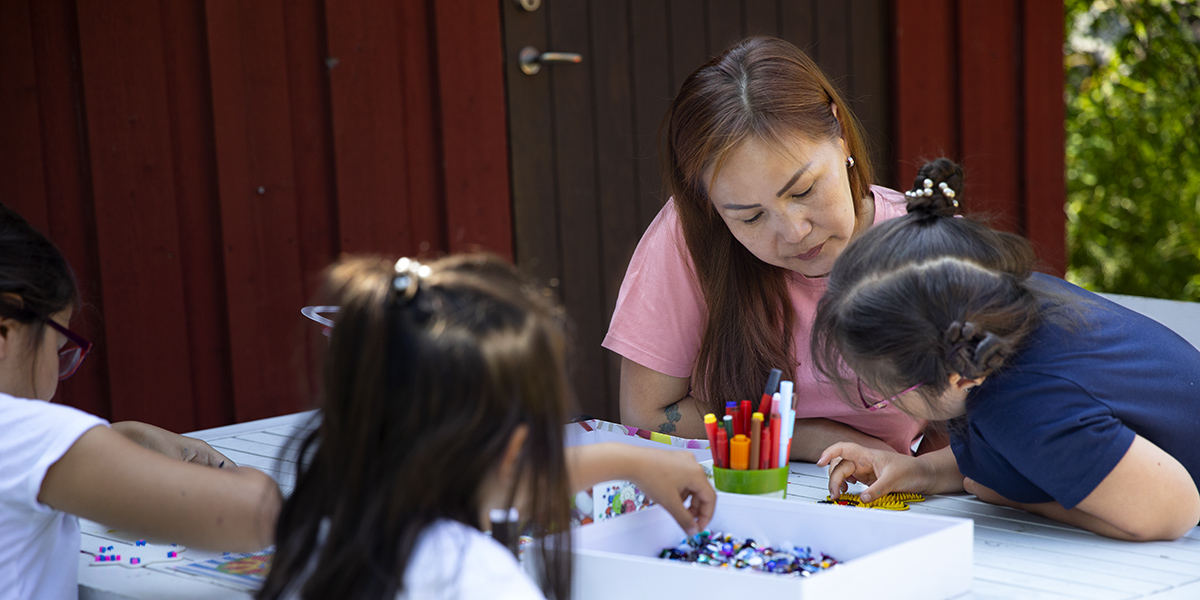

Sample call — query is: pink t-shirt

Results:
[603,186,922,454]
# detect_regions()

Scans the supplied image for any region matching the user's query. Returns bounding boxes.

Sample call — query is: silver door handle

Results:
[519,46,582,76]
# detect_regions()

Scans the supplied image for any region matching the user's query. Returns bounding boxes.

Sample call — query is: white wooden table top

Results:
[79,411,1200,599]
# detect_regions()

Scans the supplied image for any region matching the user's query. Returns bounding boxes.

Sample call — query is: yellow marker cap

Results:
[704,413,717,424]
[752,412,763,421]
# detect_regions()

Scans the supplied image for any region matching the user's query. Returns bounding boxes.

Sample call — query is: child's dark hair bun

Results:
[905,158,964,219]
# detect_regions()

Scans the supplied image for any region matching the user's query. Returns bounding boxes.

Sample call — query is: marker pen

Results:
[769,401,783,469]
[730,434,750,470]
[715,428,728,468]
[760,425,771,469]
[723,414,734,441]
[779,381,794,468]
[761,367,782,412]
[749,412,763,470]
[740,399,752,437]
[703,413,719,462]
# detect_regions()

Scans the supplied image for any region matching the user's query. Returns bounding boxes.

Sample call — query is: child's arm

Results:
[967,435,1200,541]
[111,421,233,468]
[817,443,965,503]
[38,425,281,552]
[566,443,715,535]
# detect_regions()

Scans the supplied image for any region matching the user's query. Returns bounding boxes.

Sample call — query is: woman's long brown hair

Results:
[662,37,876,412]
[259,254,574,600]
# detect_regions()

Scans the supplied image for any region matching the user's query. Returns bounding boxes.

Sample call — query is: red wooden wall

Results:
[0,0,511,430]
[0,0,1063,431]
[892,0,1066,275]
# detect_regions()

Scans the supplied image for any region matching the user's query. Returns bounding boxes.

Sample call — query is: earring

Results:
[845,156,856,169]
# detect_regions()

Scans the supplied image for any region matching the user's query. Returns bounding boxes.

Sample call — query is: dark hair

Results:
[259,254,574,600]
[811,159,1069,413]
[0,205,80,391]
[663,37,877,412]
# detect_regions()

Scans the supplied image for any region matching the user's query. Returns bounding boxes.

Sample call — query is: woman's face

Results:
[705,135,860,278]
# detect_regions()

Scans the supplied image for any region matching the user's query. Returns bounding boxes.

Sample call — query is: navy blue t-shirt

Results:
[950,274,1200,510]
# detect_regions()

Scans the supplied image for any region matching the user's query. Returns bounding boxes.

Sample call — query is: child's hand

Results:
[626,446,716,536]
[817,442,928,503]
[566,443,716,535]
[111,421,235,468]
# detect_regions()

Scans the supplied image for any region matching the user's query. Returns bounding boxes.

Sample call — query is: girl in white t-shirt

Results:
[258,255,715,600]
[0,205,281,599]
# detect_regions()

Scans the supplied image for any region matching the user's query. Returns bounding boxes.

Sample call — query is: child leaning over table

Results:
[0,205,280,600]
[258,254,714,600]
[812,159,1200,541]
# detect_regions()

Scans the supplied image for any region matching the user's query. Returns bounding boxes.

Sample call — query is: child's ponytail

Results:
[943,320,1017,381]
[904,158,964,220]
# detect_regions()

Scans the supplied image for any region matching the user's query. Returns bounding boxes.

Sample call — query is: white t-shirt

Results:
[284,519,545,600]
[0,394,107,600]
[398,519,545,600]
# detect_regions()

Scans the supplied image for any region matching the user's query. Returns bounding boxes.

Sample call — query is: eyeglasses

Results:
[857,378,923,412]
[37,314,92,380]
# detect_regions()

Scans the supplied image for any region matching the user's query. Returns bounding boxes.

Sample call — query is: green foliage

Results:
[1065,0,1200,300]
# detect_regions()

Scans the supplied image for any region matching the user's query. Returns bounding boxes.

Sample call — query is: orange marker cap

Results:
[730,434,751,470]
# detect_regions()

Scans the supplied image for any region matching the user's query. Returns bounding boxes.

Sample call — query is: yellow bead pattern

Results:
[821,492,926,511]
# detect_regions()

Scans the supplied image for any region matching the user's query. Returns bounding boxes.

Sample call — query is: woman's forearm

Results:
[787,418,895,462]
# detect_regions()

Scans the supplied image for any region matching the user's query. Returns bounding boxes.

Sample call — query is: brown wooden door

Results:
[501,0,892,422]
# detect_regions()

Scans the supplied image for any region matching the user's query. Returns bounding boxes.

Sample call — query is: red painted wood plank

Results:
[0,0,49,228]
[397,1,447,258]
[1022,0,1066,276]
[75,0,197,431]
[433,0,512,259]
[324,0,413,256]
[959,0,1021,231]
[891,0,957,187]
[205,0,310,422]
[281,0,339,298]
[27,0,111,418]
[159,0,236,430]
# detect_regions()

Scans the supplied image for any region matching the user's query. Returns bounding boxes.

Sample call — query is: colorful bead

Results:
[660,530,839,576]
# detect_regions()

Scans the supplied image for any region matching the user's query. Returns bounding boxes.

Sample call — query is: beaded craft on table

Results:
[818,492,925,510]
[81,522,187,568]
[660,530,840,577]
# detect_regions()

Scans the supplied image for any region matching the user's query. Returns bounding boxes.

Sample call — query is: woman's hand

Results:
[817,443,964,503]
[111,421,234,468]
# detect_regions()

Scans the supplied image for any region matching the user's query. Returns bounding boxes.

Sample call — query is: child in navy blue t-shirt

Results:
[810,158,1200,541]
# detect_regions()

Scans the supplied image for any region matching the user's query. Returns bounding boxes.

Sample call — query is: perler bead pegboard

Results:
[819,492,925,510]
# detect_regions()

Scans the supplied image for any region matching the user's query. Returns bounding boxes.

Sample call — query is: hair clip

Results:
[393,257,432,294]
[938,181,960,208]
[904,178,936,199]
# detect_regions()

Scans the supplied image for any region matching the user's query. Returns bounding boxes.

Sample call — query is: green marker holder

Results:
[712,466,788,498]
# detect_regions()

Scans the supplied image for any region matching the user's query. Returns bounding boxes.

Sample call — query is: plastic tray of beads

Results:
[571,491,972,599]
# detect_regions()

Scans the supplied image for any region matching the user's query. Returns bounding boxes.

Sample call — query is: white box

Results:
[572,491,972,599]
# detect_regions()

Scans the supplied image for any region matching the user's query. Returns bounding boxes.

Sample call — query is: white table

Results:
[77,412,313,600]
[80,411,1200,599]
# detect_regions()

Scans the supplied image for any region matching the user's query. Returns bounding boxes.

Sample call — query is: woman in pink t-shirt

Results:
[604,37,931,460]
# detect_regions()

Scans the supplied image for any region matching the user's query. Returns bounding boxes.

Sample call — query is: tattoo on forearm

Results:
[658,402,682,434]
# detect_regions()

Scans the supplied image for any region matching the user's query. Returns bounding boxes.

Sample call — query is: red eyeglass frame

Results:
[857,378,923,412]
[36,314,93,380]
